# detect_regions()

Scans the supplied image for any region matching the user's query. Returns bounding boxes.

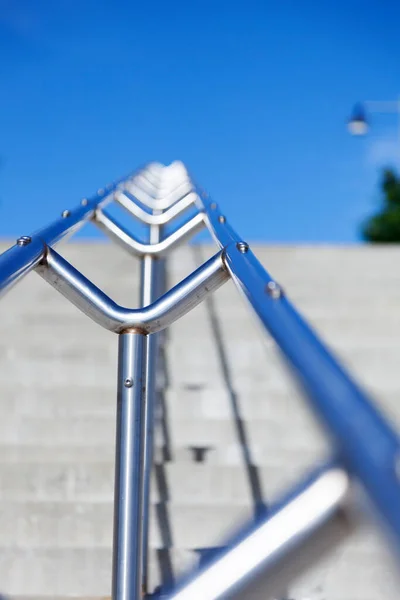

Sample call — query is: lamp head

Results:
[348,103,368,135]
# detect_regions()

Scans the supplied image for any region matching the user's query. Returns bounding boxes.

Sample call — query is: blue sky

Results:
[0,0,400,242]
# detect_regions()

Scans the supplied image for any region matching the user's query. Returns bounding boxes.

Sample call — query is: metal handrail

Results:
[168,462,353,600]
[0,173,124,297]
[115,190,196,225]
[125,176,193,210]
[194,183,400,546]
[94,209,205,257]
[36,246,228,333]
[0,161,400,600]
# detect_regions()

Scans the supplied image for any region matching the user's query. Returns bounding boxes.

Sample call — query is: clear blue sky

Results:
[1,0,400,242]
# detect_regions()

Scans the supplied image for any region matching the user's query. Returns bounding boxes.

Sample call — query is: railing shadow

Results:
[194,246,268,520]
[154,315,175,591]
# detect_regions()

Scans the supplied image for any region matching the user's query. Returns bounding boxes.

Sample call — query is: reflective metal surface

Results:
[125,177,192,210]
[113,332,147,600]
[140,218,164,592]
[115,190,196,225]
[193,169,400,553]
[0,236,45,297]
[94,209,205,257]
[0,172,133,296]
[165,465,352,600]
[222,240,400,548]
[36,246,228,333]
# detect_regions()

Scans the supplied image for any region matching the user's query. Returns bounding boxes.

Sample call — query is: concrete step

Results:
[0,383,117,419]
[0,359,116,389]
[164,389,400,432]
[0,444,115,463]
[0,385,396,427]
[0,386,314,421]
[0,546,199,596]
[0,336,117,362]
[0,500,259,549]
[0,441,328,467]
[0,525,398,599]
[0,415,328,457]
[0,387,117,417]
[163,417,326,450]
[0,415,116,445]
[0,463,305,504]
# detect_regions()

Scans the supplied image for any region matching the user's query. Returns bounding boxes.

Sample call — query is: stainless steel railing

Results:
[0,160,400,599]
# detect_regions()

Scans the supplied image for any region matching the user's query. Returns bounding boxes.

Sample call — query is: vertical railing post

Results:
[141,218,165,593]
[112,185,168,597]
[112,331,147,600]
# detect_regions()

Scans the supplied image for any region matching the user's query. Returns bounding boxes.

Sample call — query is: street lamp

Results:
[347,103,368,135]
[347,99,400,136]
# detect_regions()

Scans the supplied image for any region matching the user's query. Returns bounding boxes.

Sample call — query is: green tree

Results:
[363,169,400,242]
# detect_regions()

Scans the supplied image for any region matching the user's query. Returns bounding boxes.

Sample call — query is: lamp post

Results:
[347,99,400,137]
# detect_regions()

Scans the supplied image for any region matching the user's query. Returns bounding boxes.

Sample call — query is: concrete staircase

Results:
[1,240,400,598]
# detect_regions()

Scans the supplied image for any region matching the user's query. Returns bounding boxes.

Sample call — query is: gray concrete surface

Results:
[1,239,400,598]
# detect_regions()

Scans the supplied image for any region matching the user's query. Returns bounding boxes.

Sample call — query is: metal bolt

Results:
[124,377,133,388]
[97,188,104,195]
[210,202,217,210]
[218,215,226,224]
[81,198,88,206]
[61,210,71,218]
[265,280,283,299]
[16,235,32,246]
[236,241,249,254]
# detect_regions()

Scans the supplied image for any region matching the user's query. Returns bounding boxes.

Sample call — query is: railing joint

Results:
[93,208,205,258]
[36,247,228,334]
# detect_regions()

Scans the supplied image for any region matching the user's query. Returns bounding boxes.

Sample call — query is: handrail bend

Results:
[114,190,196,225]
[94,209,205,257]
[124,177,193,210]
[36,246,228,333]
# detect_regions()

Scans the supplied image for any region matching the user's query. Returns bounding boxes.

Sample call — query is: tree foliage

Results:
[363,169,400,242]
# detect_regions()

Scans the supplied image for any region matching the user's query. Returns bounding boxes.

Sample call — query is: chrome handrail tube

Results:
[36,246,228,333]
[165,464,353,600]
[124,178,193,210]
[113,331,147,600]
[114,190,196,225]
[0,237,46,297]
[222,242,400,544]
[0,173,130,296]
[191,176,400,550]
[1,160,400,599]
[94,209,205,257]
[139,244,163,592]
[0,168,199,297]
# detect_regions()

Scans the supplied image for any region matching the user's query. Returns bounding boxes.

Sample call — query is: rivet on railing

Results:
[265,281,283,299]
[218,215,226,224]
[81,198,88,206]
[236,241,249,254]
[16,236,32,246]
[97,188,104,195]
[61,210,71,218]
[210,202,217,210]
[124,377,133,388]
